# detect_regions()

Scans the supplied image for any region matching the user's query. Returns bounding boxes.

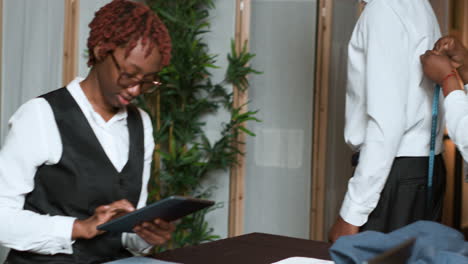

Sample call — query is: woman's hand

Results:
[434,36,468,67]
[434,36,468,84]
[133,219,176,245]
[421,50,463,97]
[420,50,455,85]
[72,199,135,240]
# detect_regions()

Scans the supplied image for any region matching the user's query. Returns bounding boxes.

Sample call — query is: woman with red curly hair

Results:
[0,1,174,263]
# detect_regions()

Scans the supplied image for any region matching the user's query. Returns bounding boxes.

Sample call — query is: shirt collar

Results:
[66,77,128,124]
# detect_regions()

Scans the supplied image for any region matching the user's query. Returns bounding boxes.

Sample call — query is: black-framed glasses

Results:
[110,53,162,94]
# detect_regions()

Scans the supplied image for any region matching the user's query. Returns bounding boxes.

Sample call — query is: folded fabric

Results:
[329,221,468,264]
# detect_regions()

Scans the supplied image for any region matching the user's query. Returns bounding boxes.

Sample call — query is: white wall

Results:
[244,0,317,239]
[0,0,64,144]
[0,0,64,261]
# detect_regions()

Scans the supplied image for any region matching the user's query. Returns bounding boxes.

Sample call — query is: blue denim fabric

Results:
[330,221,468,264]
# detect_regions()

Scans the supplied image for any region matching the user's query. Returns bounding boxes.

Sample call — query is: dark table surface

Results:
[153,232,332,264]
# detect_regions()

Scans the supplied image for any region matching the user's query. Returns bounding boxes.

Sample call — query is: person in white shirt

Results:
[0,1,174,263]
[421,37,468,161]
[329,0,446,242]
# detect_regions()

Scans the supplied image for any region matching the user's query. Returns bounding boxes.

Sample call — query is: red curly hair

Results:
[87,0,171,67]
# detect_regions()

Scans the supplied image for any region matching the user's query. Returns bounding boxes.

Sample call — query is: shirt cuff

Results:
[445,89,467,104]
[47,216,76,254]
[444,90,468,134]
[122,232,153,255]
[339,193,374,227]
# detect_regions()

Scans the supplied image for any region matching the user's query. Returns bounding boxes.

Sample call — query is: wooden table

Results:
[153,233,332,264]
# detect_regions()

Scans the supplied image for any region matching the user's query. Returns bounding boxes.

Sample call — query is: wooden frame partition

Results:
[62,0,79,86]
[310,0,334,241]
[228,0,251,238]
[448,0,468,42]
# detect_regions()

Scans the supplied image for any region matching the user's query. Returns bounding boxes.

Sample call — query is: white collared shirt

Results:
[341,0,444,226]
[0,77,155,254]
[444,86,468,162]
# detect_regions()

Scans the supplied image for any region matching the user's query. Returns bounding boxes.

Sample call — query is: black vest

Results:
[7,88,145,264]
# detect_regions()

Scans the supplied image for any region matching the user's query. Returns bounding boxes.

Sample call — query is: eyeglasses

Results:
[110,53,162,94]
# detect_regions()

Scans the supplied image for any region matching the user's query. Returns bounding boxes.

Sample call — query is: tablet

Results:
[97,196,215,233]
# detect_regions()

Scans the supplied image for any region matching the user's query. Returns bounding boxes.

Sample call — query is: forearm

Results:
[341,103,405,226]
[72,218,98,240]
[340,140,395,226]
[0,207,75,254]
[444,86,468,161]
[442,73,464,97]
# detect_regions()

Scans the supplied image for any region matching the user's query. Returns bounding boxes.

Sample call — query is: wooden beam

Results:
[442,137,456,226]
[228,0,250,238]
[463,0,468,45]
[310,0,333,241]
[62,0,79,86]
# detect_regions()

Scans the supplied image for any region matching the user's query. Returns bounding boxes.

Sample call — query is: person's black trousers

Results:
[360,155,446,233]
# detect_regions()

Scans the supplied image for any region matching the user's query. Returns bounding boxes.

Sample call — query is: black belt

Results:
[351,152,360,167]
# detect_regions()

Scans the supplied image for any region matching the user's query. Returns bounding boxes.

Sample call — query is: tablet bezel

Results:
[97,196,214,233]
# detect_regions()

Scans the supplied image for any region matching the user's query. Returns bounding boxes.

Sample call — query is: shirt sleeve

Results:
[122,109,155,254]
[0,99,76,254]
[340,5,410,226]
[444,89,468,162]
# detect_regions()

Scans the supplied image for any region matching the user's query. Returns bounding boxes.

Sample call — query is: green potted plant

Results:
[137,0,261,251]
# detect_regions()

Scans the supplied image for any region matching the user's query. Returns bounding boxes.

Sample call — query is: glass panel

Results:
[323,0,360,234]
[1,0,64,144]
[244,0,317,239]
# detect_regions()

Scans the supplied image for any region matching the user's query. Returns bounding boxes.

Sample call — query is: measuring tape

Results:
[427,84,440,211]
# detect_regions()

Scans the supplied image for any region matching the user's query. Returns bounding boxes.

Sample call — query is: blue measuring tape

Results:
[427,84,441,210]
